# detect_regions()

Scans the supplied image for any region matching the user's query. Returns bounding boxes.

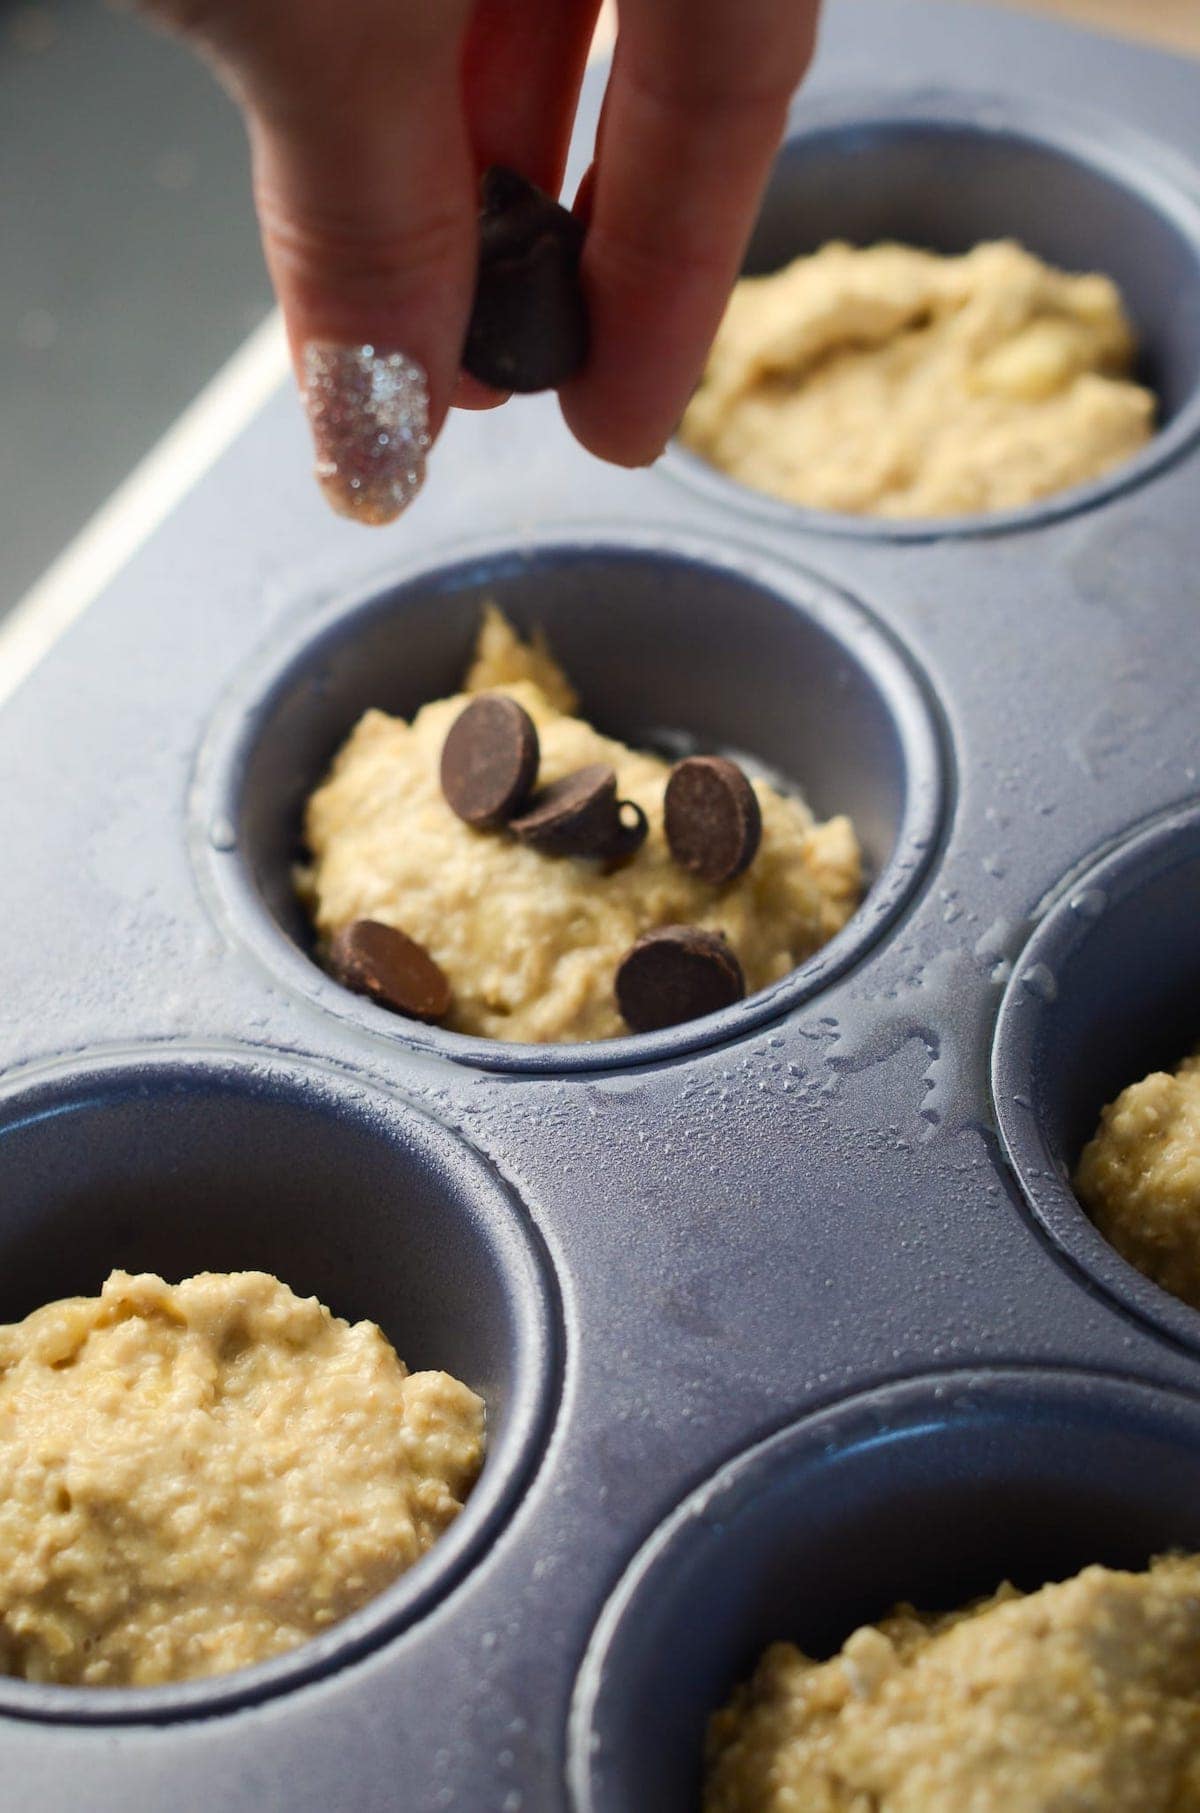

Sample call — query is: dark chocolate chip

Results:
[463,166,588,393]
[603,798,650,869]
[440,694,539,827]
[328,920,451,1023]
[615,925,745,1034]
[510,764,618,856]
[664,755,762,885]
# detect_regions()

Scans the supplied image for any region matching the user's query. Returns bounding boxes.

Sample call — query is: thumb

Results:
[240,8,477,524]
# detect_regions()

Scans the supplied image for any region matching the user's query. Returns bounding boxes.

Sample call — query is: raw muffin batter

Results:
[705,1555,1200,1811]
[0,1270,484,1686]
[301,609,862,1042]
[680,240,1154,518]
[1075,1046,1200,1308]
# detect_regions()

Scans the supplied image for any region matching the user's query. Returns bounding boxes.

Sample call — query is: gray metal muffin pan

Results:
[3,1,1200,1806]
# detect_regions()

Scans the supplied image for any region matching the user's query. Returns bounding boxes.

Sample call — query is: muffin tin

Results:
[3,1,1200,1806]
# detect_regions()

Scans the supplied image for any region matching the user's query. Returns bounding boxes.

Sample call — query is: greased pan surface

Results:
[2,2,1200,1807]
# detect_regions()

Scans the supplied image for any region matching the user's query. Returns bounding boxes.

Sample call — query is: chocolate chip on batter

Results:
[664,755,762,886]
[440,693,540,827]
[615,925,745,1034]
[328,920,452,1023]
[603,798,650,869]
[462,166,589,393]
[510,763,617,856]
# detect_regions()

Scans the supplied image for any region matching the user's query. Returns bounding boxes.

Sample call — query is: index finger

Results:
[558,0,821,466]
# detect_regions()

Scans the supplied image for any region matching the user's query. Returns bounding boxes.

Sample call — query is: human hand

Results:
[144,0,822,523]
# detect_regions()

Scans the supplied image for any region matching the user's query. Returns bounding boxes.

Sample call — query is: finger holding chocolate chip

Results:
[157,0,823,527]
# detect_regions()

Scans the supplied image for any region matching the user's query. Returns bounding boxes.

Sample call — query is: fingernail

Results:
[301,342,430,526]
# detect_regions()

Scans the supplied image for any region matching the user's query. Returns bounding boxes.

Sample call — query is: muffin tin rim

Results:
[191,520,949,1076]
[660,80,1200,542]
[0,1041,564,1725]
[992,793,1200,1360]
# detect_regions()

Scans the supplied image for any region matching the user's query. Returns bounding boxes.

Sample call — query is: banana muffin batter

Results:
[0,1270,484,1687]
[680,239,1154,519]
[705,1555,1200,1811]
[301,610,862,1042]
[1076,1046,1200,1309]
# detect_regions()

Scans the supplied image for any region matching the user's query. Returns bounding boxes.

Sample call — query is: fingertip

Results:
[243,45,480,424]
[557,380,670,468]
[452,371,512,411]
[557,0,820,484]
[299,339,432,526]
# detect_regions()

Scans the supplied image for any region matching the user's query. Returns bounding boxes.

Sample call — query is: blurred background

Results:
[0,0,1195,618]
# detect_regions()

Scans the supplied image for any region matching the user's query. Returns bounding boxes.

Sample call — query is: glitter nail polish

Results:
[301,343,431,526]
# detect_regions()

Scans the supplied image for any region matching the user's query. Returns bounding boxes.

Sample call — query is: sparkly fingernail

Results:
[301,342,431,526]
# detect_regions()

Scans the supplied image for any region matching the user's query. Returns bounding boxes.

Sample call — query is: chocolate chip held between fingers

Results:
[329,920,451,1023]
[616,926,746,1034]
[665,756,762,886]
[463,166,589,393]
[440,694,539,827]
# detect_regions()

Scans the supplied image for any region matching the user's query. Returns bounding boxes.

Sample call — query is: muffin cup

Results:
[664,88,1200,539]
[0,1048,560,1721]
[993,798,1200,1354]
[570,1367,1200,1812]
[193,527,945,1071]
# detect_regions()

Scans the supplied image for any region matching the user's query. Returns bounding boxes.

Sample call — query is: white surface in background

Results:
[0,312,290,711]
